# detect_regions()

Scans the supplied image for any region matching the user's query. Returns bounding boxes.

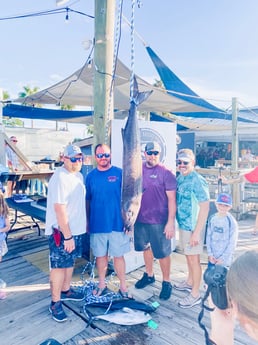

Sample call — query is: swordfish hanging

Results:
[121,76,152,231]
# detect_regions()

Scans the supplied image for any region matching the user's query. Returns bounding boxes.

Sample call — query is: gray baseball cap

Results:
[63,144,82,158]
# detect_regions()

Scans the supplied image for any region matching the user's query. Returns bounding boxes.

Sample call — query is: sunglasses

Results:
[11,140,18,143]
[65,156,83,163]
[146,151,159,156]
[177,160,189,166]
[96,153,110,159]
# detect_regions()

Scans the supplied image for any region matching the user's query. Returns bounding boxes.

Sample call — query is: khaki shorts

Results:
[179,229,204,255]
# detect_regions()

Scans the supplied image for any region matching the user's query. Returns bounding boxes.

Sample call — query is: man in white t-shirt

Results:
[45,144,86,323]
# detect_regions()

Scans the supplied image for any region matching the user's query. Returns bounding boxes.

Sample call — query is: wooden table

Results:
[0,170,53,182]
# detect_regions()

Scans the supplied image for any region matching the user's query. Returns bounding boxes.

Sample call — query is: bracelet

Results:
[64,235,73,241]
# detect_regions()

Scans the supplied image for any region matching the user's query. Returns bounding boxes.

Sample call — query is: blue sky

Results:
[1,0,258,113]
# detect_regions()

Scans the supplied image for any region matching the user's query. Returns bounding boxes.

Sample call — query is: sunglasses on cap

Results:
[146,151,159,156]
[65,156,83,163]
[177,160,190,166]
[96,153,110,159]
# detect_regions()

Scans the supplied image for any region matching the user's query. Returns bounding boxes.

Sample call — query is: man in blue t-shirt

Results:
[86,144,130,298]
[175,148,210,309]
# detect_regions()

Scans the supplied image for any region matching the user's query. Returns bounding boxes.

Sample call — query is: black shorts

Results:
[48,233,84,269]
[134,222,171,259]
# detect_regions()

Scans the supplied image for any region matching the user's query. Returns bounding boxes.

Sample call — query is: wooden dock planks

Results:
[1,217,258,345]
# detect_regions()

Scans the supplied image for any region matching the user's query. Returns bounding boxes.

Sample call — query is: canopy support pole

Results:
[93,0,115,148]
[0,88,6,166]
[231,97,240,219]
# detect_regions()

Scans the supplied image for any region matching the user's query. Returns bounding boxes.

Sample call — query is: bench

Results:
[6,197,46,236]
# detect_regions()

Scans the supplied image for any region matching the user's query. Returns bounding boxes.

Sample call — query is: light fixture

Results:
[82,39,92,51]
[87,59,92,69]
[65,8,69,22]
[56,0,69,6]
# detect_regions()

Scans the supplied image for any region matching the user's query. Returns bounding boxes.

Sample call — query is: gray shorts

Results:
[90,231,131,257]
[179,229,204,255]
[134,222,171,259]
[48,233,84,269]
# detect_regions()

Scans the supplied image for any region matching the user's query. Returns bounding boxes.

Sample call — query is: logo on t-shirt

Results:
[150,174,157,179]
[108,176,118,182]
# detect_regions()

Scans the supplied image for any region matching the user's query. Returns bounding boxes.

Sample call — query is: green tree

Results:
[18,85,41,128]
[2,90,24,127]
[60,104,74,110]
[3,90,10,100]
[86,124,94,136]
[153,79,164,89]
[18,85,40,99]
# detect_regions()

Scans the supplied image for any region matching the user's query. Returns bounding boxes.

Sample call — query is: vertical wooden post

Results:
[93,0,115,148]
[231,97,240,219]
[0,88,6,166]
[0,88,3,129]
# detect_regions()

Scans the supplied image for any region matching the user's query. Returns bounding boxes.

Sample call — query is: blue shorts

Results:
[134,222,171,259]
[90,231,130,257]
[48,233,84,269]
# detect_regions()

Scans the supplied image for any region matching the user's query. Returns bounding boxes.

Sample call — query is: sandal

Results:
[92,286,108,297]
[119,289,133,299]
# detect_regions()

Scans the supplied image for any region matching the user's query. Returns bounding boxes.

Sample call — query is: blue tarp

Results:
[146,46,258,124]
[3,104,92,123]
[146,46,223,113]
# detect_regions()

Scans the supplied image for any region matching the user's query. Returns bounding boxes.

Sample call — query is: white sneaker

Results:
[178,293,201,308]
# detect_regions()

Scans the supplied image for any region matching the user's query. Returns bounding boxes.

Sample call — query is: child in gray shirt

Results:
[206,193,238,268]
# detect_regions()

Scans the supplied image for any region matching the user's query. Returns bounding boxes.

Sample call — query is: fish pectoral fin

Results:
[122,307,134,313]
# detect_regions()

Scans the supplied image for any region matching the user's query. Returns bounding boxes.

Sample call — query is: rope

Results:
[198,287,217,345]
[129,0,136,100]
[105,0,142,142]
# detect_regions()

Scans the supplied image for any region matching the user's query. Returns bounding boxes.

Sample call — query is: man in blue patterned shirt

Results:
[175,148,210,308]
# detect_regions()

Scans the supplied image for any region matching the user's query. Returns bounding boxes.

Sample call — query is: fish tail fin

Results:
[132,76,153,106]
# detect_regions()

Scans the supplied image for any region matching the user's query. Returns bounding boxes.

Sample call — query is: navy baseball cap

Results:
[216,193,232,206]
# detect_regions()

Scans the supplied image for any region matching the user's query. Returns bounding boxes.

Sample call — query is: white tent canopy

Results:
[14,58,216,114]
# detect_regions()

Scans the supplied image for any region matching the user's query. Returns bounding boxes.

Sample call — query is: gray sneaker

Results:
[178,293,201,309]
[174,280,192,293]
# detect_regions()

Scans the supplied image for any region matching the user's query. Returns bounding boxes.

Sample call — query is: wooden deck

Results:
[1,214,258,345]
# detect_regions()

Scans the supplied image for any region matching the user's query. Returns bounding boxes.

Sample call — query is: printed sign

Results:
[111,119,176,172]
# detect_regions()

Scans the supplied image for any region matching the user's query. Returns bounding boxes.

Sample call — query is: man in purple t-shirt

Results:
[134,141,177,300]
